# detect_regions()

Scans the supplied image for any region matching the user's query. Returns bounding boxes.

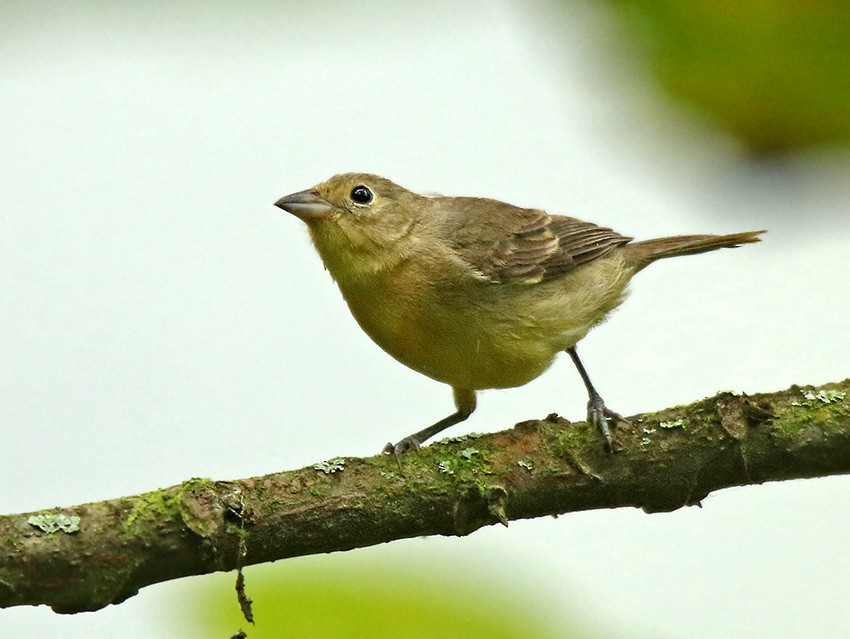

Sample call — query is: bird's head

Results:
[275,173,430,274]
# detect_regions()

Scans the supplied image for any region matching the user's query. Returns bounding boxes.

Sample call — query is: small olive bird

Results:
[275,174,763,454]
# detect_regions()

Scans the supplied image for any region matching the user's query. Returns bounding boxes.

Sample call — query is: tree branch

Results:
[2,380,849,613]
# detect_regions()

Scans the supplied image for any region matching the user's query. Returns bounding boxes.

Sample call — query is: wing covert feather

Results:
[436,197,632,284]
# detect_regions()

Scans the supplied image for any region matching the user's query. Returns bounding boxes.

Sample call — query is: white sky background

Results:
[2,1,849,637]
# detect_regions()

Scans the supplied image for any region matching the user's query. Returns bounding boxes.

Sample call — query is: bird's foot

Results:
[382,436,421,460]
[587,392,627,452]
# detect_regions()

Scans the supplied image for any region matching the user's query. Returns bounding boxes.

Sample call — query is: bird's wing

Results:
[438,197,633,284]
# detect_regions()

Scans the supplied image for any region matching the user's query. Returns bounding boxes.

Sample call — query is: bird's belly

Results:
[338,257,630,390]
[350,304,556,389]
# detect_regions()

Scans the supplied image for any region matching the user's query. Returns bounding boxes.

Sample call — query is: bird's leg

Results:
[383,410,470,456]
[566,347,625,451]
[384,388,476,458]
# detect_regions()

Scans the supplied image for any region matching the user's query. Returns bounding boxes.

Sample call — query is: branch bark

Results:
[2,380,849,613]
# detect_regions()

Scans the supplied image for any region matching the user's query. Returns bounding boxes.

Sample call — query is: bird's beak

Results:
[274,189,333,221]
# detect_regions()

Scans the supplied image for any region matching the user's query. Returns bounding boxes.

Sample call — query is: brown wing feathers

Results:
[438,198,633,285]
[492,213,560,283]
[492,214,632,284]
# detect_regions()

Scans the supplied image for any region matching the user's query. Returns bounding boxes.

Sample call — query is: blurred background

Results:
[2,1,849,637]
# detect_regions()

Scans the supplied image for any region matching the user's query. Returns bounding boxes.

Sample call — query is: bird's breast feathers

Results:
[334,251,632,390]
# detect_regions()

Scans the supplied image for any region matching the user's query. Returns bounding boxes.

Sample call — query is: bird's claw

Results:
[587,393,626,452]
[382,437,421,465]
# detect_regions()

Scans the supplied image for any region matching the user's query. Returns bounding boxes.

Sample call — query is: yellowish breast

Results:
[333,254,632,390]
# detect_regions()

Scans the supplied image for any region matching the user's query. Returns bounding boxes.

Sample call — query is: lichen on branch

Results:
[1,380,848,614]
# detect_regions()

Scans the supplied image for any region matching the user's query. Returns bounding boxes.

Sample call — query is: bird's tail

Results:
[624,230,765,271]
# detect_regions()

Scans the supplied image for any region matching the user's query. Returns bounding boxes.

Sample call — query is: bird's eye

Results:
[350,186,373,205]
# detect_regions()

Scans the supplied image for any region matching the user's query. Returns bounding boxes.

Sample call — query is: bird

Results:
[274,173,764,455]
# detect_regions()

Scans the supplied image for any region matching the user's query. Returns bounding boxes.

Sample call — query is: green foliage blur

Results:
[186,552,604,639]
[608,0,850,154]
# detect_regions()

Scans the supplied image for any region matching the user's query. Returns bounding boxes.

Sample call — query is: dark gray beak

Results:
[274,189,333,221]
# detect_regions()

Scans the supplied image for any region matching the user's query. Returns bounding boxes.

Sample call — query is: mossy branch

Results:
[2,380,849,614]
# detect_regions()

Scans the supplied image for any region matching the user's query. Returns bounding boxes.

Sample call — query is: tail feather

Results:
[624,230,765,270]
